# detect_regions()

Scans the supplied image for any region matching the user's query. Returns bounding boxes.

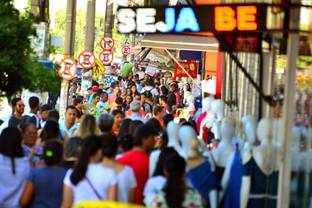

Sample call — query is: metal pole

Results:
[81,0,96,96]
[59,0,76,120]
[277,0,300,206]
[85,0,96,51]
[104,0,114,38]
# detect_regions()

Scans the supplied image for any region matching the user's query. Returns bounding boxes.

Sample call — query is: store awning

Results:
[141,34,219,52]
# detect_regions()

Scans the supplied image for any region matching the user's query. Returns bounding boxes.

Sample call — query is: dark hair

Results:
[146,78,153,86]
[11,97,22,107]
[64,137,83,159]
[43,140,63,166]
[115,97,123,105]
[159,95,168,103]
[112,109,125,118]
[153,105,164,116]
[40,104,52,112]
[129,120,144,137]
[40,120,60,141]
[29,96,40,109]
[66,105,77,112]
[73,97,83,106]
[118,134,133,152]
[70,135,102,185]
[163,155,187,208]
[153,147,178,176]
[101,133,119,158]
[76,109,82,119]
[133,124,157,146]
[146,118,162,134]
[167,93,177,106]
[20,115,36,130]
[0,127,24,174]
[98,114,114,133]
[163,114,174,127]
[160,86,169,96]
[118,119,132,138]
[48,110,60,121]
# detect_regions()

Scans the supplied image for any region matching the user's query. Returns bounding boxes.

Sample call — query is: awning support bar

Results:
[164,48,200,88]
[213,33,274,107]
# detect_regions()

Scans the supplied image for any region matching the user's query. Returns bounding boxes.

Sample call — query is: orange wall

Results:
[196,0,221,4]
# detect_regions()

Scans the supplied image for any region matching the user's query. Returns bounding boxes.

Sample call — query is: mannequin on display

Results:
[211,118,235,181]
[241,115,257,150]
[196,97,215,144]
[240,118,280,208]
[207,100,225,141]
[179,125,219,208]
[166,121,183,156]
[148,123,182,177]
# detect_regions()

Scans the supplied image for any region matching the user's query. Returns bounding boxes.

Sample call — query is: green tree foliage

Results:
[52,8,124,59]
[0,0,60,96]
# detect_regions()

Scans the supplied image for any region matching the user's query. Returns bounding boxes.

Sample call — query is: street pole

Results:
[59,0,76,119]
[104,0,114,38]
[277,0,300,207]
[81,0,96,96]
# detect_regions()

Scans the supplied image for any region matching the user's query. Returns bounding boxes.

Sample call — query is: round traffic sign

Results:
[58,58,77,81]
[78,50,95,70]
[122,46,131,56]
[99,50,114,66]
[99,36,115,51]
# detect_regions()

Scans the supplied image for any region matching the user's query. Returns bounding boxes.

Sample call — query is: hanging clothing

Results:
[243,156,279,208]
[187,161,221,206]
[224,150,244,208]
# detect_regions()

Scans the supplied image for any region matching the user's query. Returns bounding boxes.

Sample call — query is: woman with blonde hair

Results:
[74,115,100,138]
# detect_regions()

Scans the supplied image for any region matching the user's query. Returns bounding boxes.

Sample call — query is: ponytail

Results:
[70,135,101,185]
[163,155,187,208]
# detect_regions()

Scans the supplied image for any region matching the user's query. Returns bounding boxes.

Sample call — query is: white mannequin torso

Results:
[207,100,225,140]
[240,118,280,208]
[179,125,218,208]
[167,121,183,156]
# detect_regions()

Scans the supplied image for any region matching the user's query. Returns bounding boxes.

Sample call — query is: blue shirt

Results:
[59,122,79,139]
[130,113,146,123]
[29,167,67,208]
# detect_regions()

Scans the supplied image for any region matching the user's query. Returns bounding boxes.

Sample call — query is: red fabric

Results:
[196,112,209,144]
[118,149,149,205]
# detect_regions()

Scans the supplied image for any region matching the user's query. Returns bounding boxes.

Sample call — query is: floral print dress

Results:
[144,189,204,208]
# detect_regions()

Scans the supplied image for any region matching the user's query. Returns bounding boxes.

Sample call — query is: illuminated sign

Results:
[117,5,266,34]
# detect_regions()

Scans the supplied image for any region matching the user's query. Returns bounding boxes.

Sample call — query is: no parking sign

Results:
[78,50,95,70]
[58,58,77,81]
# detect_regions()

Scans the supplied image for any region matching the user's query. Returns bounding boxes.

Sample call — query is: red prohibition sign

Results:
[58,58,77,81]
[99,50,114,66]
[122,46,131,56]
[99,36,115,51]
[78,50,95,70]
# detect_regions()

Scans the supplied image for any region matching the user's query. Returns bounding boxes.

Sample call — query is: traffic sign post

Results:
[78,50,95,69]
[99,36,115,51]
[93,58,106,80]
[99,50,114,66]
[122,46,131,56]
[58,58,77,81]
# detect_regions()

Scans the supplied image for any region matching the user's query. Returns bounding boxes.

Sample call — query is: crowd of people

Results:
[0,71,213,208]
